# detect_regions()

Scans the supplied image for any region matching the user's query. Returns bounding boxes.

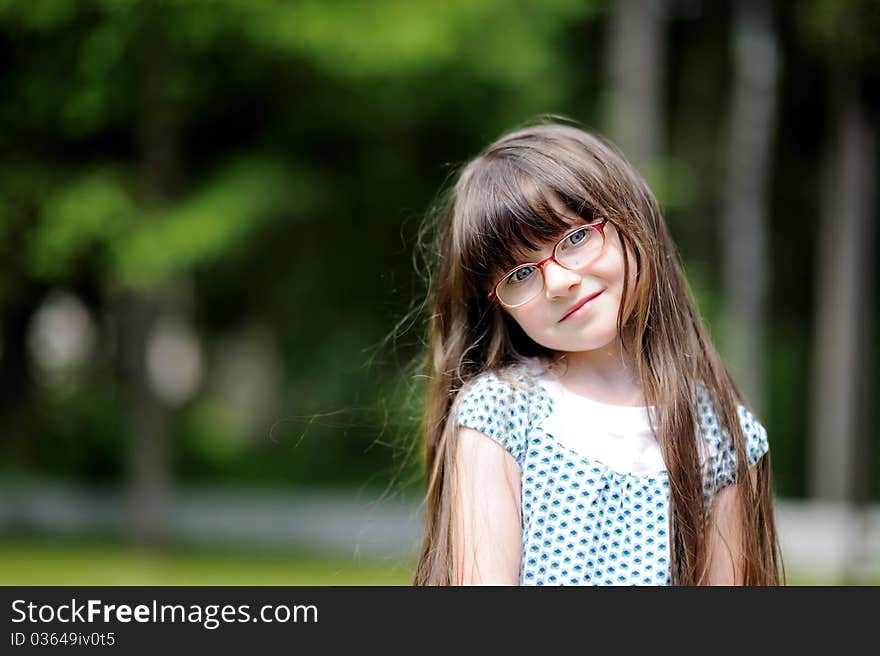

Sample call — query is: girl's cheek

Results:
[510,308,549,340]
[510,307,540,332]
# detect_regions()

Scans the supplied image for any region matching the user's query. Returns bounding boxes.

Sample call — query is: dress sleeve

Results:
[696,388,770,494]
[454,373,530,468]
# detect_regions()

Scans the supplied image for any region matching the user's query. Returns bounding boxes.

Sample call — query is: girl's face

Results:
[497,199,638,355]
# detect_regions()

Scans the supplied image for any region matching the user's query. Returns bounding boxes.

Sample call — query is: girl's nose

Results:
[542,261,581,299]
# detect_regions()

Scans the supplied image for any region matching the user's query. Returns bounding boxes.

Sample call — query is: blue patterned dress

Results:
[454,363,769,586]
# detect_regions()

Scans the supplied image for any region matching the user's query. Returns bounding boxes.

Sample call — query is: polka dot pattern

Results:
[694,383,769,496]
[455,368,769,586]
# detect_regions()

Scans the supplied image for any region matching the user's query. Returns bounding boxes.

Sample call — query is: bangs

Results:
[458,156,602,281]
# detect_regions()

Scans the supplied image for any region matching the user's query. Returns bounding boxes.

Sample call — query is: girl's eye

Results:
[507,265,537,285]
[561,228,590,249]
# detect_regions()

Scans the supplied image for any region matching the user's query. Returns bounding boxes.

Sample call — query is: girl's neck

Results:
[548,335,646,407]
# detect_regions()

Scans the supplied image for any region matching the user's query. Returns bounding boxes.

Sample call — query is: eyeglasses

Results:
[488,219,608,308]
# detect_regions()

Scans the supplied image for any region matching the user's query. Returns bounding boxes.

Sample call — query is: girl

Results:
[411,121,783,586]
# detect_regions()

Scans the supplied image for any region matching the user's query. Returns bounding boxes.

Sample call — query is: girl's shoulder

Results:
[456,358,551,412]
[453,358,553,466]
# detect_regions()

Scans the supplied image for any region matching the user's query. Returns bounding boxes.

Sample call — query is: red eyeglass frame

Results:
[487,219,609,306]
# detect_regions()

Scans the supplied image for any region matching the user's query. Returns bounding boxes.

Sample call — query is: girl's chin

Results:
[547,331,620,354]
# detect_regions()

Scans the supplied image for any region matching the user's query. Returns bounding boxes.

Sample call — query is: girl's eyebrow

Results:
[511,240,550,264]
[509,219,593,266]
[510,233,561,265]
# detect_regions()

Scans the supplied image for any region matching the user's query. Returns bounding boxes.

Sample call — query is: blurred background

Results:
[0,0,877,585]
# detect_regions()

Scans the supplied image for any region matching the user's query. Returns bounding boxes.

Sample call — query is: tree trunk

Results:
[808,77,875,507]
[719,0,778,412]
[121,291,169,547]
[605,0,664,171]
[124,13,181,547]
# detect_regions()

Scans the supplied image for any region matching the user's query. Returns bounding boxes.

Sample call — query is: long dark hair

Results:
[412,120,782,585]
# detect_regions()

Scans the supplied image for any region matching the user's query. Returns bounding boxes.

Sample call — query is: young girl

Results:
[411,121,782,586]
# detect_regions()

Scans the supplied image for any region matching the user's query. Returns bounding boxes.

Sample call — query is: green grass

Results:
[0,539,415,586]
[782,572,880,586]
[2,539,873,585]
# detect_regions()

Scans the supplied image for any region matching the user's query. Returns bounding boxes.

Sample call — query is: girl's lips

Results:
[559,290,603,322]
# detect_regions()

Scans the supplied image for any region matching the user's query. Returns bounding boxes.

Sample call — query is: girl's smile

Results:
[558,289,604,322]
